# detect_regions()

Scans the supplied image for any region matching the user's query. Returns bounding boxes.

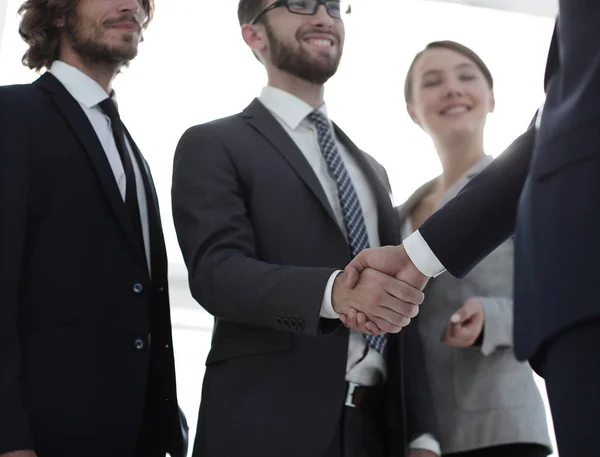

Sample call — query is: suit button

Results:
[134,338,145,350]
[133,283,143,294]
[297,320,305,331]
[289,319,298,330]
[158,286,165,293]
[282,318,291,328]
[276,317,283,326]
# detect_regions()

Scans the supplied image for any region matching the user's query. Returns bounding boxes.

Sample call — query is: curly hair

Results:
[18,0,155,71]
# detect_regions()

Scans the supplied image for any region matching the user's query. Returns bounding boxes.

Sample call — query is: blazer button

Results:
[282,318,291,328]
[297,320,305,331]
[133,283,144,294]
[276,317,283,326]
[134,338,145,350]
[289,318,298,330]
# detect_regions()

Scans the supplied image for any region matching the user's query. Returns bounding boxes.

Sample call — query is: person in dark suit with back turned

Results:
[0,1,187,456]
[171,1,439,456]
[343,3,600,456]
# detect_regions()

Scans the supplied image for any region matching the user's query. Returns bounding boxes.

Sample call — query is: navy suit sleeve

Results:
[0,90,36,452]
[419,124,536,278]
[171,125,340,336]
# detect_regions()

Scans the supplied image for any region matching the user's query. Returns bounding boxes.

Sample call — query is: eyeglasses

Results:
[250,0,352,25]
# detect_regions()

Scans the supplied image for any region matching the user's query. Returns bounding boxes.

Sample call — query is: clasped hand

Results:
[333,245,429,334]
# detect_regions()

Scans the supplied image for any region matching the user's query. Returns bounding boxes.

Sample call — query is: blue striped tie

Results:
[307,110,387,354]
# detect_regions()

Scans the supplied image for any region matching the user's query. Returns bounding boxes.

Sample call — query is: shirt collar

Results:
[258,86,329,130]
[49,61,115,109]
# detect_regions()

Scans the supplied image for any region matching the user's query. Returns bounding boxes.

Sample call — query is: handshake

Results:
[332,245,429,335]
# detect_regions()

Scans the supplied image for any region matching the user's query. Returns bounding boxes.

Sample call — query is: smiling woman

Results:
[405,41,495,155]
[395,40,553,457]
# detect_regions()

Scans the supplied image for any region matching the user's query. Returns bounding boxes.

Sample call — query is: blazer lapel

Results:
[397,155,494,233]
[34,72,146,265]
[242,99,338,226]
[333,125,400,246]
[438,155,494,208]
[395,179,437,229]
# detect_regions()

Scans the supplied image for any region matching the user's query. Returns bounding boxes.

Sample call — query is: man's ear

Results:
[241,23,267,56]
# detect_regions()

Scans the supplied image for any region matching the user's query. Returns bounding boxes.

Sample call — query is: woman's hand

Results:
[442,297,484,347]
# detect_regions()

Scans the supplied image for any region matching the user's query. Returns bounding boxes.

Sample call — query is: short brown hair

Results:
[18,0,155,71]
[237,0,265,26]
[404,40,493,104]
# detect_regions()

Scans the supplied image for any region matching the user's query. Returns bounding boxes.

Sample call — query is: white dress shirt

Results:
[259,86,385,385]
[49,61,151,268]
[258,87,439,455]
[403,231,446,278]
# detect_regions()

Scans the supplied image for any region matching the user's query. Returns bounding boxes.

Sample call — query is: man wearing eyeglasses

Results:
[171,1,439,456]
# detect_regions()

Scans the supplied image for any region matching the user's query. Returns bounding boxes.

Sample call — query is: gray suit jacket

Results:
[397,156,552,454]
[172,99,438,456]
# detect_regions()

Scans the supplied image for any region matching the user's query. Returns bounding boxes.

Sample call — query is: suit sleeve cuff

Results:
[409,433,441,456]
[403,230,446,278]
[320,270,342,319]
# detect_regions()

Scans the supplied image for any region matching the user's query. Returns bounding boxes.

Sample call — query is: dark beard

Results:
[65,11,138,66]
[264,20,341,85]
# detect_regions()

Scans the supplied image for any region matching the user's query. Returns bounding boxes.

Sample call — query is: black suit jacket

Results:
[417,2,600,361]
[172,99,437,457]
[0,73,185,457]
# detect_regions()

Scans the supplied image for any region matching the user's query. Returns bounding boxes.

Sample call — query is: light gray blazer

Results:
[397,156,552,455]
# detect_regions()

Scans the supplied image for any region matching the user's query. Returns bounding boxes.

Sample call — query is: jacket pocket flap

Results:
[206,329,291,365]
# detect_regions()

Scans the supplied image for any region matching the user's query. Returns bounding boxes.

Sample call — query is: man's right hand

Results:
[332,268,424,334]
[341,245,431,335]
[0,451,37,457]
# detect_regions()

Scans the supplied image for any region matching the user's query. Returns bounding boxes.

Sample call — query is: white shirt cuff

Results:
[320,270,343,319]
[409,433,441,455]
[403,230,446,278]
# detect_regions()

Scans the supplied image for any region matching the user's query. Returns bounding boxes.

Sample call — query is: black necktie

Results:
[98,98,144,251]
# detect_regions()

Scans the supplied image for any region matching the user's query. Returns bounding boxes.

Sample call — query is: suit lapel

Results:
[124,127,168,280]
[242,99,338,226]
[34,72,146,265]
[243,99,399,245]
[333,125,400,246]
